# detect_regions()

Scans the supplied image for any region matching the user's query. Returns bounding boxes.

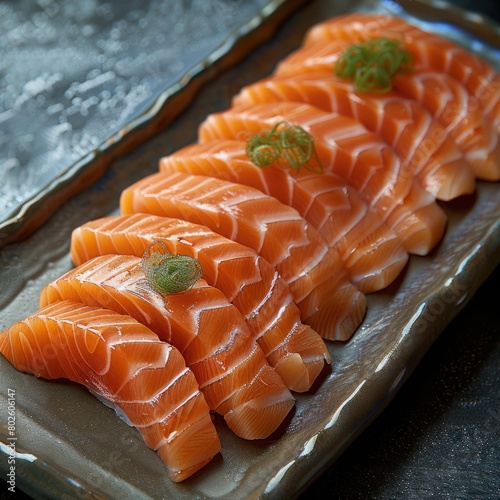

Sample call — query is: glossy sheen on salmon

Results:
[160,139,409,293]
[303,13,500,130]
[275,40,500,181]
[120,171,363,332]
[0,300,221,482]
[40,255,296,439]
[70,214,334,390]
[199,102,447,255]
[232,73,476,201]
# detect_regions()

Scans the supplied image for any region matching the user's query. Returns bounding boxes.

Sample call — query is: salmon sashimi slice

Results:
[231,73,476,201]
[119,171,363,334]
[39,254,295,439]
[199,102,447,255]
[275,40,500,181]
[160,139,409,293]
[391,72,500,181]
[0,300,221,482]
[70,214,335,390]
[303,13,500,131]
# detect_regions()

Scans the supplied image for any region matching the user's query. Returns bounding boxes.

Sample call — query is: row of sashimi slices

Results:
[1,12,499,483]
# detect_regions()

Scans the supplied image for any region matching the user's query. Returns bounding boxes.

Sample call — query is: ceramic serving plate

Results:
[1,0,499,498]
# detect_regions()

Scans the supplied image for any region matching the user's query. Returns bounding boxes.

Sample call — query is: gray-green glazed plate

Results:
[0,0,499,499]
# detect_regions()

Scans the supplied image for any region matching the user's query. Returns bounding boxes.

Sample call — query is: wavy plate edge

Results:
[268,218,500,499]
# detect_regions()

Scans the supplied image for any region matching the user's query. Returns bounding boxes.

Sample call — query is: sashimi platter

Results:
[1,0,499,498]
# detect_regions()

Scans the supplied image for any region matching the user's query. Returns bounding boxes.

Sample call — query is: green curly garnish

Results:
[141,241,202,296]
[245,121,324,174]
[335,37,412,92]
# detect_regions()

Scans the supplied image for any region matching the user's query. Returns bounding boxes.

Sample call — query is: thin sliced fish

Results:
[120,171,364,333]
[275,39,500,181]
[199,102,447,255]
[303,13,500,132]
[160,139,409,293]
[70,214,335,390]
[40,255,296,440]
[232,73,476,201]
[0,300,221,482]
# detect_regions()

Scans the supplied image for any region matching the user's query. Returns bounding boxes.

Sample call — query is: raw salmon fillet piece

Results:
[70,214,336,390]
[120,171,364,332]
[303,13,500,131]
[232,74,476,201]
[0,300,221,482]
[160,139,409,293]
[275,40,500,181]
[40,254,296,440]
[391,72,500,181]
[199,102,447,255]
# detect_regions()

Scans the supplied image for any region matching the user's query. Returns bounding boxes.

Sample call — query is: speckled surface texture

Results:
[0,0,305,245]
